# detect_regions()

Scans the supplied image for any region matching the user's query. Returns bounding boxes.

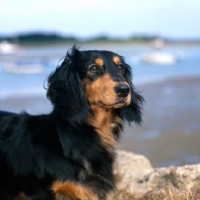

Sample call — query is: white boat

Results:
[5,60,46,74]
[0,40,18,55]
[141,51,179,64]
[140,38,180,64]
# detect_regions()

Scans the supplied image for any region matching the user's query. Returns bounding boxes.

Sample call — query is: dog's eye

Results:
[89,65,99,73]
[118,63,125,74]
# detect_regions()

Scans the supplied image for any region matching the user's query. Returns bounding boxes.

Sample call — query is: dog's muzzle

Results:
[114,84,130,97]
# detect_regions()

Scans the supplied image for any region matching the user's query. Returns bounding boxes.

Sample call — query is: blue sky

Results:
[0,0,200,39]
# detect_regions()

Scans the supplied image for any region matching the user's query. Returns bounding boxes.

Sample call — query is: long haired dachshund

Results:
[0,46,143,200]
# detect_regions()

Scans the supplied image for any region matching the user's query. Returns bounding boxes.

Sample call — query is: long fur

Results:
[0,46,143,200]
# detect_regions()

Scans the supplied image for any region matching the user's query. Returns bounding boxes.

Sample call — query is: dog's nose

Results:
[114,84,130,97]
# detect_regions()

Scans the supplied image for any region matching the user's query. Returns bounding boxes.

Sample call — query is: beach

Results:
[121,76,200,167]
[1,76,200,167]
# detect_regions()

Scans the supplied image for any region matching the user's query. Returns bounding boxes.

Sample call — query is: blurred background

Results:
[0,0,200,168]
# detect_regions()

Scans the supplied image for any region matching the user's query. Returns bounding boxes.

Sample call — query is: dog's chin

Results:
[100,99,130,109]
[111,102,127,108]
[113,100,131,108]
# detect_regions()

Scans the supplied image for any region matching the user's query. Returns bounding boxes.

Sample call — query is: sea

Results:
[0,44,200,97]
[0,44,200,167]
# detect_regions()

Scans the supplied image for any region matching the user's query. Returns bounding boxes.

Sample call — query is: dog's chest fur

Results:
[87,105,123,150]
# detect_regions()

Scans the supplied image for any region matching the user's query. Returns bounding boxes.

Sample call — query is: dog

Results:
[0,46,143,200]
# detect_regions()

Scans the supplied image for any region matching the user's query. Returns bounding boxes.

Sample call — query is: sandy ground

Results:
[121,76,200,167]
[0,76,200,167]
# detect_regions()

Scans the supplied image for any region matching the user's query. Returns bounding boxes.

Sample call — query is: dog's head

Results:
[47,46,143,124]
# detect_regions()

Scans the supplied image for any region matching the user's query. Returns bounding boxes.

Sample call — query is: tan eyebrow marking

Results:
[113,56,121,65]
[95,58,104,66]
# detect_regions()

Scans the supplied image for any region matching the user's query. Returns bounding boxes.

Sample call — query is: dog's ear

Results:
[120,64,144,124]
[120,87,144,124]
[47,46,90,124]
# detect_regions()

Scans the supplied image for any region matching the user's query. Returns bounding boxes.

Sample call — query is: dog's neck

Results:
[87,105,123,151]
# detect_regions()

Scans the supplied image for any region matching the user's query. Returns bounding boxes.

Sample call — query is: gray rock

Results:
[114,150,200,199]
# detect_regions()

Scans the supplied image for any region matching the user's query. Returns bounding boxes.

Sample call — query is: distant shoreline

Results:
[12,41,200,48]
[1,32,200,47]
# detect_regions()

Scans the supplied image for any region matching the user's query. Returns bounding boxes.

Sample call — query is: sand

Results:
[0,76,200,167]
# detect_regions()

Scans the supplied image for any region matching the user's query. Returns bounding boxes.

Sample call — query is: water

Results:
[1,45,200,98]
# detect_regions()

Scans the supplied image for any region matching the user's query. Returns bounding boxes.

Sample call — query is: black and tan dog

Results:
[0,46,143,200]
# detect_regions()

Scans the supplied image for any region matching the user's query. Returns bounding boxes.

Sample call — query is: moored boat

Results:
[141,51,179,64]
[0,41,18,55]
[5,60,46,74]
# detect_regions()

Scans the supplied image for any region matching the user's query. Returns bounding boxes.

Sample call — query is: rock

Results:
[114,150,200,199]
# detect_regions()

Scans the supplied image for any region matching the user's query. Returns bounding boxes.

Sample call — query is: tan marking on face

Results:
[84,73,130,149]
[113,56,121,65]
[85,73,131,108]
[95,58,104,66]
[52,181,98,200]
